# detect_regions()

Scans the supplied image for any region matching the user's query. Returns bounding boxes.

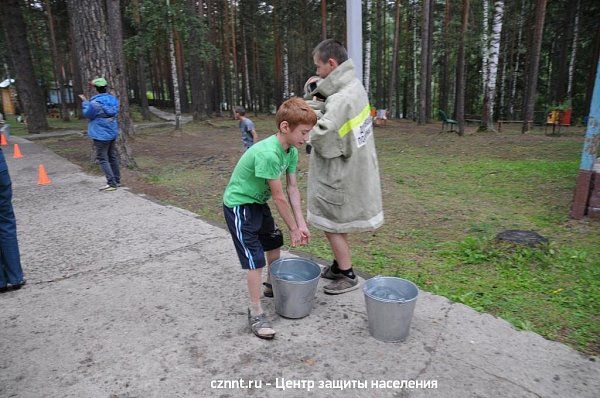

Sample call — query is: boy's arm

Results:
[308,95,345,159]
[251,129,258,142]
[285,172,310,245]
[267,178,302,247]
[81,100,96,119]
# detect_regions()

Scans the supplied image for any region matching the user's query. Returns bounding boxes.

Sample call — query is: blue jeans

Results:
[93,139,120,187]
[0,150,23,288]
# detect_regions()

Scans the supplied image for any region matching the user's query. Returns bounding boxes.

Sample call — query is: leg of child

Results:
[265,248,281,287]
[248,268,275,336]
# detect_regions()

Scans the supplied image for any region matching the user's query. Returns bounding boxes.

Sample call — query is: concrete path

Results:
[148,106,193,124]
[0,137,598,398]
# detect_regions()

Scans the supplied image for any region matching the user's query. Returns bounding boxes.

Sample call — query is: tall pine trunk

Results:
[387,0,401,118]
[131,0,151,120]
[509,0,525,119]
[566,0,580,101]
[45,0,70,122]
[364,0,372,96]
[439,0,451,115]
[106,0,136,165]
[418,0,431,124]
[321,0,327,40]
[412,1,418,120]
[1,0,49,133]
[187,0,205,120]
[521,0,547,133]
[455,0,470,136]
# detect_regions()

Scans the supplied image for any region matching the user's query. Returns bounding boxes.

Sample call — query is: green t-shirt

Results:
[223,134,298,207]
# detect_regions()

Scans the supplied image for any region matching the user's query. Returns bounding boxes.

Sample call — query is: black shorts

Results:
[223,203,284,270]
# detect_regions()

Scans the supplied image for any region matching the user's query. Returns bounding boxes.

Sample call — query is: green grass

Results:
[38,118,600,355]
[3,114,87,136]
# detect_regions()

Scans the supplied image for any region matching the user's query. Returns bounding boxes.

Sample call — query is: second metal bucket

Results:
[269,257,321,319]
[363,276,419,342]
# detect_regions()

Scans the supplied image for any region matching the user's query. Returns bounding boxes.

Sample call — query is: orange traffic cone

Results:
[13,144,23,158]
[38,164,51,185]
[0,134,7,146]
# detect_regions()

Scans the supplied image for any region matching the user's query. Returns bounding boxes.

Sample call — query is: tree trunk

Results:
[45,0,70,122]
[481,0,490,103]
[1,0,49,133]
[375,0,384,108]
[106,0,136,166]
[418,0,431,124]
[283,25,290,100]
[273,0,284,108]
[230,2,239,106]
[521,0,547,133]
[387,0,401,118]
[583,26,600,115]
[364,0,372,96]
[482,1,504,131]
[241,22,252,108]
[130,0,149,120]
[174,30,189,113]
[167,27,182,130]
[439,0,451,115]
[412,1,418,120]
[321,0,327,40]
[455,0,470,136]
[509,0,525,119]
[426,0,434,122]
[187,0,205,120]
[68,18,83,118]
[567,0,580,101]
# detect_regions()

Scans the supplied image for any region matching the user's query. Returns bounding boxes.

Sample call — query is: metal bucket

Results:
[269,257,321,319]
[363,276,419,342]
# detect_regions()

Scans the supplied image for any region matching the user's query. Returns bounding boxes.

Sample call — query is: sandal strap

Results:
[248,312,274,338]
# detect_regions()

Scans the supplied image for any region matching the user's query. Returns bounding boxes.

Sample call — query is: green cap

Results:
[91,77,108,87]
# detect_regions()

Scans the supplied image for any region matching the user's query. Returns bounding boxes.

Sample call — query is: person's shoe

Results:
[248,310,275,339]
[0,286,10,293]
[99,185,117,192]
[263,282,273,298]
[323,275,360,295]
[11,280,26,290]
[321,261,344,280]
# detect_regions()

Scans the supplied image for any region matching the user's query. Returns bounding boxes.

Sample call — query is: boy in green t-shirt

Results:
[223,97,316,339]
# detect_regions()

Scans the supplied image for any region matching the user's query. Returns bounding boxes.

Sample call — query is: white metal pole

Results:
[346,0,363,83]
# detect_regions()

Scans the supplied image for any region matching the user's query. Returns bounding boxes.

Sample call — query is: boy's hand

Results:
[289,228,302,247]
[78,94,87,101]
[299,225,310,245]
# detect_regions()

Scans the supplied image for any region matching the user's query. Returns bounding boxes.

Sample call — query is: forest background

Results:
[1,0,599,138]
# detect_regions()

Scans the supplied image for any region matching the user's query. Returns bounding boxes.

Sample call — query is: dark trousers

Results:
[0,150,23,288]
[93,139,120,187]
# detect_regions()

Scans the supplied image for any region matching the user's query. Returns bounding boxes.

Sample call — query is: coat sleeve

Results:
[309,94,349,159]
[82,101,96,119]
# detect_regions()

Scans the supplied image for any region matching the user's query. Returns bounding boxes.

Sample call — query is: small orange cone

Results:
[37,164,51,185]
[13,144,23,158]
[0,134,7,146]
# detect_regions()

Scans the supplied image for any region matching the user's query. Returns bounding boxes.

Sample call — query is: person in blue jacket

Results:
[79,77,121,191]
[0,147,25,293]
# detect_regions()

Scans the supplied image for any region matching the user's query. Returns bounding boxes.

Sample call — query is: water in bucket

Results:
[365,285,406,302]
[363,276,419,342]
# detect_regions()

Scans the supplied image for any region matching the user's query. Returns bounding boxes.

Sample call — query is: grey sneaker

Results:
[323,275,360,295]
[321,263,344,280]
